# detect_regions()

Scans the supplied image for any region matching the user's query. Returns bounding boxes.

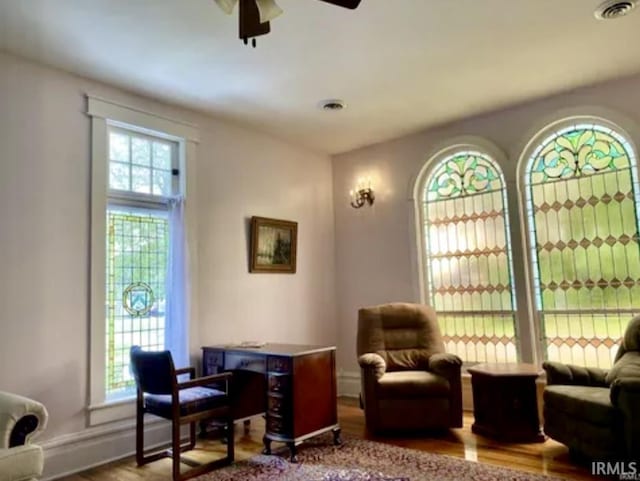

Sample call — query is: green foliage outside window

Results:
[106,210,168,395]
[526,125,640,367]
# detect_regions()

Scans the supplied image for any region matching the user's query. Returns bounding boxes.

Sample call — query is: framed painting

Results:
[250,216,298,273]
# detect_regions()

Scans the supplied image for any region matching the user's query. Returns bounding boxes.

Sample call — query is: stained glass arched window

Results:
[422,151,518,363]
[525,122,640,368]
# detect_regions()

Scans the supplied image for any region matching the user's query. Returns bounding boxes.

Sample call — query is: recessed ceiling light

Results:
[319,99,346,111]
[594,0,637,20]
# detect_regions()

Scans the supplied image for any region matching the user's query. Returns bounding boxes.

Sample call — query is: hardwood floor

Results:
[59,398,597,480]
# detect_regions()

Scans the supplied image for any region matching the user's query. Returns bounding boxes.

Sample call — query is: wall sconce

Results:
[350,177,375,209]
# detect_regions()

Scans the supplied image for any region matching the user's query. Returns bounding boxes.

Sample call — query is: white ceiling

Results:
[1,0,640,154]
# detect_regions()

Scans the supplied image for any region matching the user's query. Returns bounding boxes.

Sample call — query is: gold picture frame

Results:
[250,216,298,273]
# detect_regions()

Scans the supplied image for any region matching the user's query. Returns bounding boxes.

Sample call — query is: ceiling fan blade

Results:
[239,0,270,39]
[214,0,238,15]
[315,0,361,9]
[256,0,283,23]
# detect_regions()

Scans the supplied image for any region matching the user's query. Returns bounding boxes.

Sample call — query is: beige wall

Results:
[332,73,640,373]
[0,51,335,442]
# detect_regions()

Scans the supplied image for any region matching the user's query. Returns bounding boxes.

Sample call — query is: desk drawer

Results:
[268,373,290,394]
[267,394,288,415]
[225,353,266,373]
[266,414,291,436]
[203,350,224,374]
[267,356,291,374]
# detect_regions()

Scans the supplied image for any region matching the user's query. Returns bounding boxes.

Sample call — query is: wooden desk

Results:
[467,362,545,443]
[202,343,340,461]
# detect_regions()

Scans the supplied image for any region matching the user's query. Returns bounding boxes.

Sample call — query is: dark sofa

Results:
[542,315,640,460]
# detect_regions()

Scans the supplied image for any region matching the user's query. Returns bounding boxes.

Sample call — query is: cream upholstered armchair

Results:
[0,392,48,481]
[357,303,462,433]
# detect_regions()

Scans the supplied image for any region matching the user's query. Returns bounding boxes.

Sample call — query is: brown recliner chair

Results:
[357,302,462,433]
[543,315,640,461]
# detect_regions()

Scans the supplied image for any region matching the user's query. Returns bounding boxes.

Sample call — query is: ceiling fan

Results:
[214,0,362,47]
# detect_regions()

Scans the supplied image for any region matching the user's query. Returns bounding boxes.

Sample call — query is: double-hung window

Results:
[105,127,178,398]
[88,97,198,424]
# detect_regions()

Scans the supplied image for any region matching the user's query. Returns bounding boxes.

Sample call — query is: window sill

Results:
[88,396,136,426]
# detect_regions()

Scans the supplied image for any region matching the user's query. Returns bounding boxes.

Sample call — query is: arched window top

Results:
[526,123,637,185]
[426,151,504,201]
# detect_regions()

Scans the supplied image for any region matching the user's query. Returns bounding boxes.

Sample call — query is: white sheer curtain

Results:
[165,196,189,368]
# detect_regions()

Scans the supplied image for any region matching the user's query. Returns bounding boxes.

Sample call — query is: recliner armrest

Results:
[358,353,386,379]
[428,353,462,379]
[610,377,640,458]
[610,376,640,405]
[0,392,48,449]
[542,361,609,387]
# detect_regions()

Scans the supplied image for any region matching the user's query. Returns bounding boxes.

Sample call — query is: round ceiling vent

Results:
[319,99,346,111]
[595,0,637,19]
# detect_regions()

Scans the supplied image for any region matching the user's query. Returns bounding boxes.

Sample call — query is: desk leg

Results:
[332,427,342,445]
[288,442,298,463]
[262,435,271,455]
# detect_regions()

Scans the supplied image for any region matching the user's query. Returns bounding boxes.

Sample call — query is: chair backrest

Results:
[357,302,444,371]
[615,315,640,363]
[130,346,176,395]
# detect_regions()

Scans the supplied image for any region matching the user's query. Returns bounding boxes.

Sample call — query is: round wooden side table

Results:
[467,362,545,443]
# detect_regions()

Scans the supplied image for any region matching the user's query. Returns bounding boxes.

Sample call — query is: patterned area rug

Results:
[196,435,562,481]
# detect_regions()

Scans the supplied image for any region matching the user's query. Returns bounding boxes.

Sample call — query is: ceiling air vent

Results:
[319,99,346,111]
[595,0,637,19]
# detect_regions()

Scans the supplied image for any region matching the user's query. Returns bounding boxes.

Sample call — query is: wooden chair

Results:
[129,346,234,481]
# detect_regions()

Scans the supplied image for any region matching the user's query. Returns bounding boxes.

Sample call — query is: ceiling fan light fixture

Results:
[256,0,283,23]
[215,0,237,15]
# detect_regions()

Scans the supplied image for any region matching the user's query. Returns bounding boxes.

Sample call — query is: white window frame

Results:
[87,96,200,425]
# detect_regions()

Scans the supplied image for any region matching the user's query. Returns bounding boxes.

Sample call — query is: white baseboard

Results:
[337,370,474,412]
[337,370,361,399]
[41,418,172,480]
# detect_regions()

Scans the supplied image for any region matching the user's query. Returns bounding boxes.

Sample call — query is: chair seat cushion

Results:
[145,387,227,418]
[544,385,617,425]
[377,370,449,399]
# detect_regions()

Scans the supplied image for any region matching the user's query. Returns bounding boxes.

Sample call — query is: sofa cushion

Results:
[377,371,449,399]
[543,408,622,460]
[544,385,617,426]
[605,351,640,385]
